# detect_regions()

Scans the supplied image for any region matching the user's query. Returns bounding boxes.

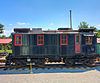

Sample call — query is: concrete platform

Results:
[0,67,100,83]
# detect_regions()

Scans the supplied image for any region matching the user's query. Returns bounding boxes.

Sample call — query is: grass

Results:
[0,50,12,53]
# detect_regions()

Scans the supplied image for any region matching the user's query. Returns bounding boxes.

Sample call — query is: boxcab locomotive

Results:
[6,28,98,67]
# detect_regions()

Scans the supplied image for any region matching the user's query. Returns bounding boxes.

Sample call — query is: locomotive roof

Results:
[13,28,97,34]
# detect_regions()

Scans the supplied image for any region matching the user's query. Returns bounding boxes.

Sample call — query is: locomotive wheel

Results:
[34,58,45,66]
[5,59,11,66]
[16,59,27,66]
[84,59,94,66]
[64,58,75,66]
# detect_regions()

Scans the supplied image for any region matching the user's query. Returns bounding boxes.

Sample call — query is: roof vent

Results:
[32,28,42,31]
[14,28,30,33]
[79,28,94,32]
[58,28,71,30]
[31,28,42,33]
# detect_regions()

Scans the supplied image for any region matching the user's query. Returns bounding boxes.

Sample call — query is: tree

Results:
[77,21,100,38]
[0,24,4,33]
[78,21,98,31]
[8,34,12,38]
[78,21,88,28]
[1,35,6,38]
[97,31,100,38]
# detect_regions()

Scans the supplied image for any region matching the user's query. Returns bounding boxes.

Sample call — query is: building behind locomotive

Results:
[6,28,98,66]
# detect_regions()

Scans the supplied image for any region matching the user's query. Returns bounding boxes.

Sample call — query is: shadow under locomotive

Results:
[0,67,97,74]
[0,64,100,74]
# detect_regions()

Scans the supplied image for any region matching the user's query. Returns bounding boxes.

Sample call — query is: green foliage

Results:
[97,31,100,38]
[78,21,88,28]
[1,35,7,38]
[7,43,12,50]
[78,21,100,38]
[0,50,12,53]
[8,34,12,38]
[0,24,4,33]
[78,21,97,31]
[0,44,4,50]
[90,26,97,32]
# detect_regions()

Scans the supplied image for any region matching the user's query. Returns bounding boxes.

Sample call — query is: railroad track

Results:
[0,63,100,70]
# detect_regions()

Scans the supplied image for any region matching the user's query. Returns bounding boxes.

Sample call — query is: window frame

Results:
[37,35,44,45]
[60,35,68,45]
[85,36,92,45]
[15,34,22,46]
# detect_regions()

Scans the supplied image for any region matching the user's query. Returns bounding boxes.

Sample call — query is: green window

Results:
[76,36,79,43]
[85,36,92,45]
[15,34,22,46]
[60,35,68,45]
[37,35,44,45]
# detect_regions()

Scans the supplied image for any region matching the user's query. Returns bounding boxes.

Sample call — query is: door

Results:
[75,34,81,53]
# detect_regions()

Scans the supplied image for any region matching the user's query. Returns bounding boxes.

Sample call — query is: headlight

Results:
[27,58,31,62]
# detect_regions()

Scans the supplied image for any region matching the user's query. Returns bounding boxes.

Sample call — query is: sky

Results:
[0,0,100,36]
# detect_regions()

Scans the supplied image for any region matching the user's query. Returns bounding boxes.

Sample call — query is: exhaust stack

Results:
[70,10,72,30]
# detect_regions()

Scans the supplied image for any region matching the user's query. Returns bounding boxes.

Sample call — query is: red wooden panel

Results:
[75,34,81,53]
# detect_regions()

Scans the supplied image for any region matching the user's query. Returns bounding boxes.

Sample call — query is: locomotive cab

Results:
[79,28,97,56]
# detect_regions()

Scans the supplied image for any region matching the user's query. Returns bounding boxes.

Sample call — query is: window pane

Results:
[62,39,63,44]
[41,36,43,39]
[85,37,88,44]
[62,36,63,40]
[16,41,19,44]
[89,37,92,43]
[64,35,66,40]
[19,40,21,44]
[85,36,88,40]
[76,36,79,42]
[64,39,66,44]
[19,36,21,40]
[85,36,88,43]
[38,36,41,39]
[38,40,41,44]
[16,36,19,40]
[16,36,18,44]
[19,36,21,44]
[41,41,43,44]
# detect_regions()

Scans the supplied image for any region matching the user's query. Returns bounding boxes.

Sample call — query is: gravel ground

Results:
[0,69,100,83]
